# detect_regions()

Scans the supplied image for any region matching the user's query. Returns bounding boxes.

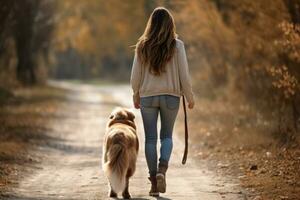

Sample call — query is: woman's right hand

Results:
[188,102,194,109]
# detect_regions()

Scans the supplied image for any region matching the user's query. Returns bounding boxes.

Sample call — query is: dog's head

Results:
[108,107,136,129]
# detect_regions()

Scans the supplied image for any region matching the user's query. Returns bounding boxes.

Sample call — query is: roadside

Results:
[0,86,67,196]
[178,96,300,200]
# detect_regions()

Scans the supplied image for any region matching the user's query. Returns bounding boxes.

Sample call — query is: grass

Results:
[0,87,14,104]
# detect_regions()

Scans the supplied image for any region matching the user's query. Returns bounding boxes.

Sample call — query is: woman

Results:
[130,7,194,197]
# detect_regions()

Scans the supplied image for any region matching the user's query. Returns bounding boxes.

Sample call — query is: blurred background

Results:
[1,0,299,138]
[0,0,299,198]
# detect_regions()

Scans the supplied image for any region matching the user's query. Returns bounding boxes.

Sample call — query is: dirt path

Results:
[3,81,246,200]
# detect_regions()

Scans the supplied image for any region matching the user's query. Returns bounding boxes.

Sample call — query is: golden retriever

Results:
[102,107,139,199]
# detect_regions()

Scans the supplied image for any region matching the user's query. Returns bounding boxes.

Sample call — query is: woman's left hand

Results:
[134,102,140,109]
[133,95,140,109]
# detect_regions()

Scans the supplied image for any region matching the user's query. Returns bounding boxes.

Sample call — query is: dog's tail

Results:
[103,132,129,193]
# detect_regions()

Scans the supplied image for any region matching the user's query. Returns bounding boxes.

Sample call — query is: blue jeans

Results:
[140,95,180,177]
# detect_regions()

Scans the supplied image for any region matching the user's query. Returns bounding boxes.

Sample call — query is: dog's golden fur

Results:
[102,107,139,198]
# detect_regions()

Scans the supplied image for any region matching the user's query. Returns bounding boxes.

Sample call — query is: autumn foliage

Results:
[0,0,299,141]
[171,0,300,140]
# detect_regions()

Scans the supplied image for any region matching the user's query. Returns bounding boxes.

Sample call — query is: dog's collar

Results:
[108,119,136,130]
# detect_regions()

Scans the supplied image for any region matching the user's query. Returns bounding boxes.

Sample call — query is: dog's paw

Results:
[122,191,131,199]
[109,190,117,198]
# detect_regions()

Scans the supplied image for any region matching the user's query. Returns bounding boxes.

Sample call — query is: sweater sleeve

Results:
[130,51,142,102]
[177,41,195,104]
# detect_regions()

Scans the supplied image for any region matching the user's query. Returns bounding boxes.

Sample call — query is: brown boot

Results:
[156,161,168,193]
[148,176,159,197]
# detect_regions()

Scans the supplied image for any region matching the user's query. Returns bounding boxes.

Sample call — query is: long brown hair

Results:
[135,7,178,76]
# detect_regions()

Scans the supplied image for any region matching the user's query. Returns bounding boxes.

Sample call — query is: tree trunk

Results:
[284,0,300,24]
[14,0,37,85]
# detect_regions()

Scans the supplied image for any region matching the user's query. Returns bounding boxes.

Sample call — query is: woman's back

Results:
[130,38,194,104]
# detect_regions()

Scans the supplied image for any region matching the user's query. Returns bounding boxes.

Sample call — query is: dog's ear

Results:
[125,109,135,121]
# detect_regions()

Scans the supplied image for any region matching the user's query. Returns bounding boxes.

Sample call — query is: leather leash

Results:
[175,46,189,165]
[181,95,188,165]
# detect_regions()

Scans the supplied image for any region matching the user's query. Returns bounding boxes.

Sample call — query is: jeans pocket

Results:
[140,96,154,107]
[165,95,180,110]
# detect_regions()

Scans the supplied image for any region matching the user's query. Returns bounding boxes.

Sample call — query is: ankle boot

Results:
[148,176,159,197]
[156,161,168,193]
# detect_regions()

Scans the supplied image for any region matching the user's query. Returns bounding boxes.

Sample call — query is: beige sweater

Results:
[130,39,194,104]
